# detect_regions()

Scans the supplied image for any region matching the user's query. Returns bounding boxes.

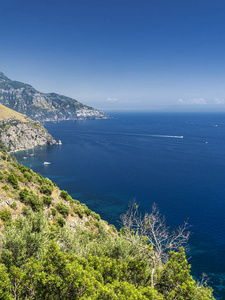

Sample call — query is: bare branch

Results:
[120,201,190,288]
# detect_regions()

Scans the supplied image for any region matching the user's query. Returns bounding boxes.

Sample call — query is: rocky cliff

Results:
[0,71,109,122]
[0,104,57,152]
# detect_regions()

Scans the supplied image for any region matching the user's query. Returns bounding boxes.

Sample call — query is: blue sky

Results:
[0,0,225,111]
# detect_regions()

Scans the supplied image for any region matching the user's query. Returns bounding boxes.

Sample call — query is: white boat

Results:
[43,162,51,165]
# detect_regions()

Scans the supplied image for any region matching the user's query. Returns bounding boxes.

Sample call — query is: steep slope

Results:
[0,150,215,300]
[0,148,112,232]
[0,71,108,122]
[0,103,27,121]
[0,104,57,152]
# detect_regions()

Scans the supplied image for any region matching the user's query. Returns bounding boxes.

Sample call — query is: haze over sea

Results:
[15,112,225,299]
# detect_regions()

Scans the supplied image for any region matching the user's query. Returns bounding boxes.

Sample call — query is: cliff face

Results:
[0,118,57,152]
[0,104,57,152]
[0,71,109,122]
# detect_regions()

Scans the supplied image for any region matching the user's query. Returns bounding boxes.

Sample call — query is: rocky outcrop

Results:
[0,117,57,152]
[0,71,109,122]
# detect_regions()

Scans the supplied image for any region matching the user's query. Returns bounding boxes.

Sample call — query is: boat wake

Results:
[86,131,184,139]
[149,135,183,139]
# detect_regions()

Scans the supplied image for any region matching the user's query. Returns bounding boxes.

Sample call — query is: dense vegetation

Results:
[0,147,215,299]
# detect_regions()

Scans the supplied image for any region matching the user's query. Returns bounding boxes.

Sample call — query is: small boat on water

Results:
[43,162,51,165]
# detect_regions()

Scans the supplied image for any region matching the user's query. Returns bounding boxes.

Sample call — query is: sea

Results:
[14,112,225,299]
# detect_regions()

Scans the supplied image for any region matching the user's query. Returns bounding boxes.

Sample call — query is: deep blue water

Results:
[15,112,225,299]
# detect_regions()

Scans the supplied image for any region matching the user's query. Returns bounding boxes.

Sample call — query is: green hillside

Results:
[0,148,215,299]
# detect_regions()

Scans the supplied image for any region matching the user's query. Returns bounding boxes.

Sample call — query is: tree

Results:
[0,264,12,300]
[120,202,190,288]
[1,212,49,268]
[156,249,215,299]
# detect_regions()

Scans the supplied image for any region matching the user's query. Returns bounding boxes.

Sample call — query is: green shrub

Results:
[36,173,44,184]
[24,171,32,182]
[19,188,29,201]
[43,196,53,207]
[51,208,57,216]
[10,162,17,168]
[18,176,25,182]
[95,221,102,229]
[66,195,74,203]
[1,153,7,161]
[7,172,19,189]
[83,205,91,216]
[43,177,54,186]
[74,206,84,218]
[29,170,36,177]
[12,156,17,163]
[9,202,17,210]
[95,213,101,221]
[2,185,9,191]
[17,164,29,173]
[22,206,32,216]
[0,209,11,222]
[109,224,117,233]
[20,189,43,212]
[25,193,43,212]
[0,264,12,299]
[56,202,69,218]
[60,190,69,200]
[40,184,53,196]
[0,171,3,181]
[57,217,66,227]
[0,143,5,150]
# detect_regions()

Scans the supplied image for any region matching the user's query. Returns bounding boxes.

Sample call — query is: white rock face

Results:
[76,108,108,118]
[0,118,57,152]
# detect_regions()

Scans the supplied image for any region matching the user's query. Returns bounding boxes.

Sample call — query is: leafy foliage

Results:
[42,195,53,207]
[1,213,49,269]
[19,189,43,212]
[7,172,19,190]
[56,202,70,217]
[19,188,29,201]
[57,217,66,227]
[40,183,53,196]
[0,209,215,299]
[156,249,214,299]
[0,210,11,222]
[23,171,32,182]
[0,148,216,299]
[0,264,12,300]
[60,190,69,200]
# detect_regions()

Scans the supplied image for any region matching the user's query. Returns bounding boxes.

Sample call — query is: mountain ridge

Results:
[0,71,109,122]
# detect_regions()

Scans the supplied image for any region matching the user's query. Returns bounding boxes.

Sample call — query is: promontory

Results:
[0,71,109,122]
[0,103,57,152]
